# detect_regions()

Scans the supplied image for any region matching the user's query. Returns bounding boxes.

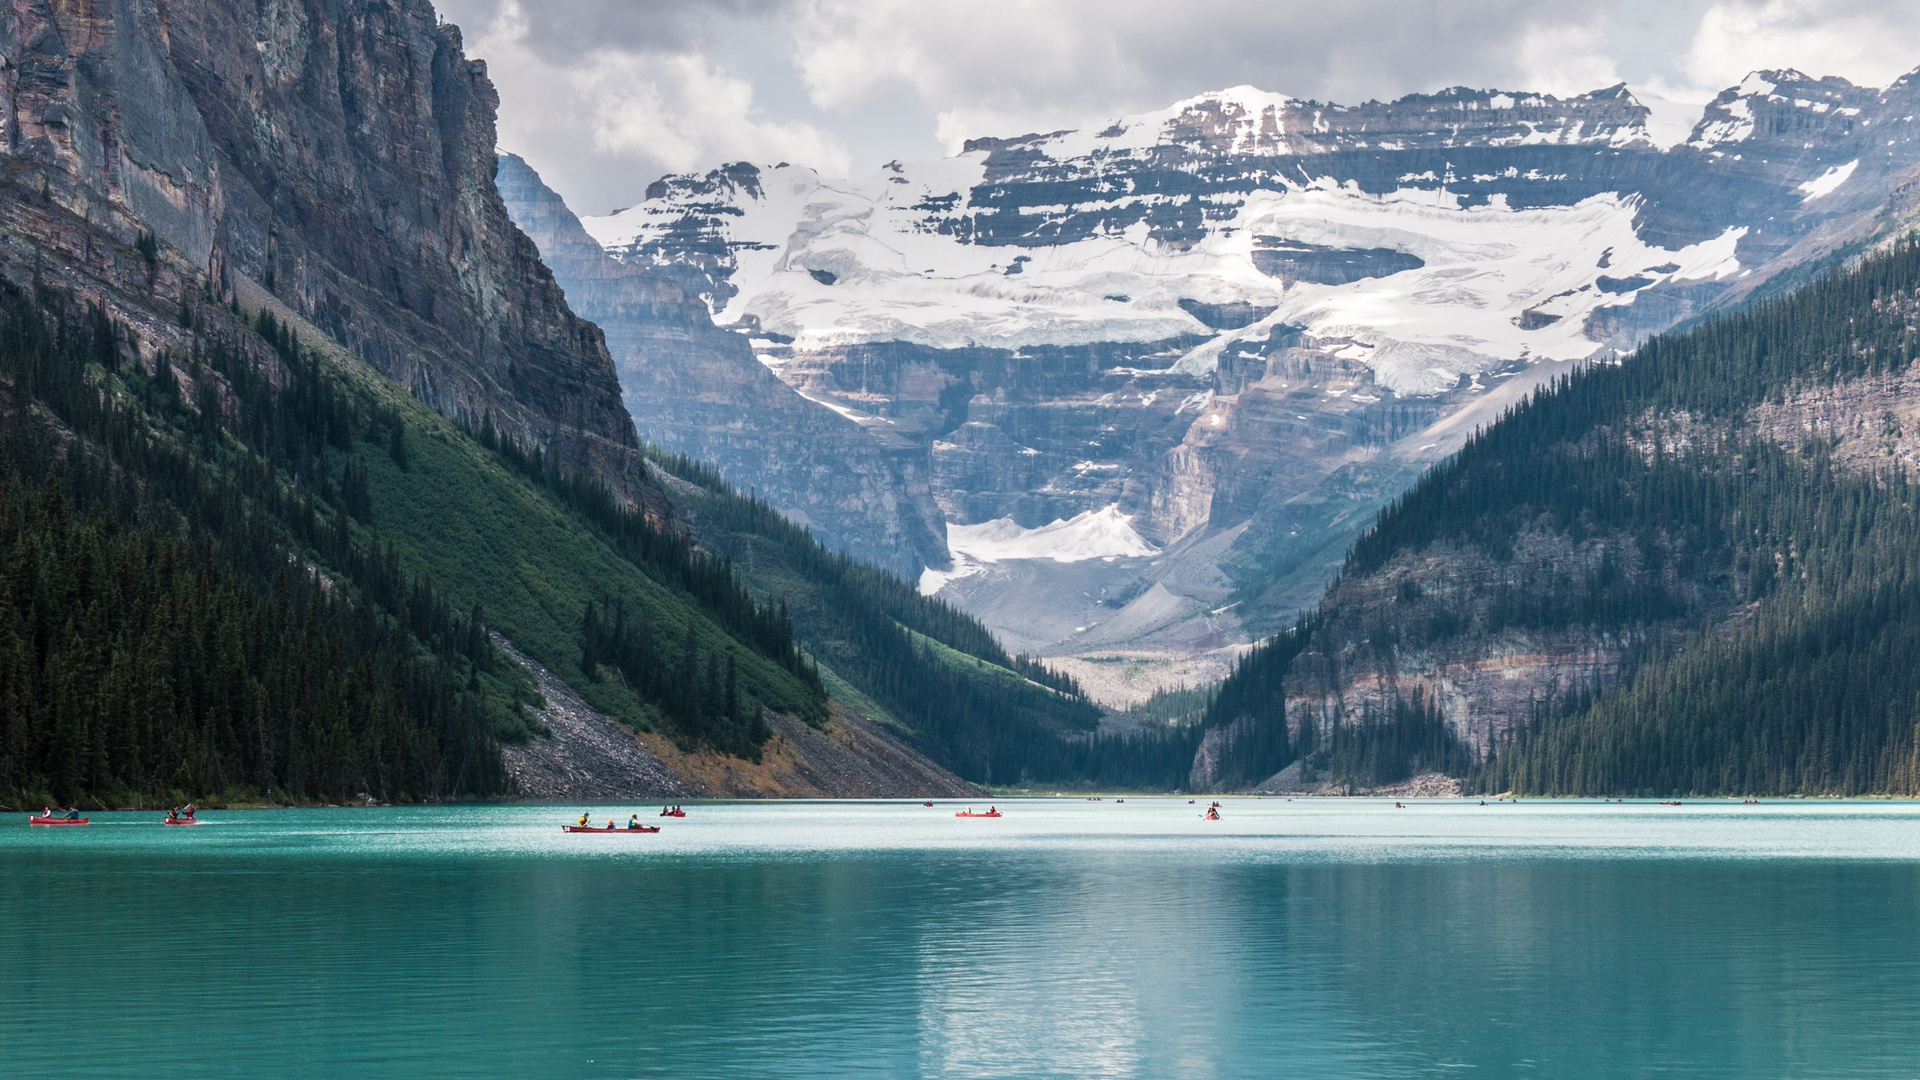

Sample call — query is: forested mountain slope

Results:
[0,0,1201,806]
[1200,238,1920,795]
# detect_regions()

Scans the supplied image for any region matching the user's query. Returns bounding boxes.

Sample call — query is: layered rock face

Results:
[562,71,1920,691]
[496,154,949,577]
[0,0,638,488]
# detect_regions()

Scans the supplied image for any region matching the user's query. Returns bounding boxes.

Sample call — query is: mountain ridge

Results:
[503,65,1920,705]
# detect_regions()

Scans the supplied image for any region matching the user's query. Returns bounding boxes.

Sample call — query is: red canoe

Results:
[163,817,201,826]
[28,816,88,826]
[658,810,686,817]
[562,825,661,833]
[954,812,1002,818]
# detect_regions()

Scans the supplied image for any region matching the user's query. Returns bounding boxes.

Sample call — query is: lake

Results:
[3,798,1918,1079]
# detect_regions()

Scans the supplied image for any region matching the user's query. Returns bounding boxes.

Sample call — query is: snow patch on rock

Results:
[951,505,1160,563]
[1625,87,1707,149]
[920,506,1160,595]
[589,163,1742,395]
[1798,159,1859,201]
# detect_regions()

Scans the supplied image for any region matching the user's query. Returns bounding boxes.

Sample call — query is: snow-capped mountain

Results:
[515,70,1920,702]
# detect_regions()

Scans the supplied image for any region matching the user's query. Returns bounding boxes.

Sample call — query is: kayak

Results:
[562,825,661,833]
[954,811,1001,818]
[28,816,88,826]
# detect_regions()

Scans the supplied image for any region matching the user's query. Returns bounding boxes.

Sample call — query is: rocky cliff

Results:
[0,0,640,489]
[0,0,1000,800]
[495,153,949,577]
[558,70,1920,702]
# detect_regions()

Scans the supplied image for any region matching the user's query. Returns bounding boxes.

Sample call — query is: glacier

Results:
[514,66,1920,700]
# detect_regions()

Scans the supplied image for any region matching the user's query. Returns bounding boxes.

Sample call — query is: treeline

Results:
[0,475,500,805]
[1209,237,1920,795]
[581,598,772,760]
[1489,551,1920,795]
[1189,620,1465,792]
[1481,438,1920,795]
[1197,623,1309,789]
[0,285,522,805]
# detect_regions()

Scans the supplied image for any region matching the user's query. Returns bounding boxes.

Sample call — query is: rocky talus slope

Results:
[500,638,976,800]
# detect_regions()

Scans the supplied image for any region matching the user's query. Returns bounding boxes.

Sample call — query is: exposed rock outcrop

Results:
[0,0,641,493]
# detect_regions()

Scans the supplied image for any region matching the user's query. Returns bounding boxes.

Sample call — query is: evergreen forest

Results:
[1205,237,1920,796]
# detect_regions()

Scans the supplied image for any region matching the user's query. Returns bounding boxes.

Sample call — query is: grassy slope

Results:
[232,280,819,735]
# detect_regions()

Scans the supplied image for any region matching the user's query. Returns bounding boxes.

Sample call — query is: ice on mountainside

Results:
[918,506,1160,596]
[589,70,1895,393]
[1799,160,1860,200]
[587,145,1744,394]
[572,67,1920,662]
[950,506,1160,564]
[1623,88,1707,150]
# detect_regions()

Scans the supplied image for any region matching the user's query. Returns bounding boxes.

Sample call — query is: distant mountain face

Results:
[551,71,1920,690]
[496,154,951,578]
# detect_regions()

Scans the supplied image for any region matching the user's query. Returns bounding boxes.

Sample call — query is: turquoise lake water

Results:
[3,798,1919,1079]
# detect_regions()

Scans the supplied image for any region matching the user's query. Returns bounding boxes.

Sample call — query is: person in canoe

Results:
[577,811,591,828]
[64,806,80,820]
[1205,805,1221,821]
[628,814,643,830]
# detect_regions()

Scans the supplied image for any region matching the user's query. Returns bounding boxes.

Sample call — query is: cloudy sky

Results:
[431,0,1920,216]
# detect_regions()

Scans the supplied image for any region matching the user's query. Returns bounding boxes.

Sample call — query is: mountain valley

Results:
[506,72,1920,706]
[8,0,1920,801]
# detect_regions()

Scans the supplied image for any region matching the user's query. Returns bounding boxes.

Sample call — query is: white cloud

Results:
[460,0,847,212]
[433,0,1920,215]
[1512,20,1626,98]
[1684,0,1920,90]
[574,51,848,175]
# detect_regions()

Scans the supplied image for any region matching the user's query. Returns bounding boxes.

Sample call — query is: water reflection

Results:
[4,801,1920,1079]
